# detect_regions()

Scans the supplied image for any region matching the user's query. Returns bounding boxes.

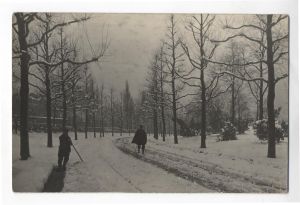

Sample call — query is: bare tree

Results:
[244,30,268,120]
[12,13,107,159]
[110,88,114,136]
[83,66,91,139]
[163,14,186,144]
[13,13,34,159]
[180,14,230,148]
[120,92,123,136]
[123,80,134,135]
[145,54,160,139]
[90,79,98,138]
[211,14,288,158]
[99,84,105,137]
[58,27,69,130]
[69,65,83,140]
[26,14,59,147]
[158,46,167,141]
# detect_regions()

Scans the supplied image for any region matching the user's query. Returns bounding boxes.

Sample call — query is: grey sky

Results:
[70,14,169,97]
[53,14,289,119]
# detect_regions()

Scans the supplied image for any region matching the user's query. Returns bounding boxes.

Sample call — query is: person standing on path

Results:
[132,125,147,154]
[58,129,73,171]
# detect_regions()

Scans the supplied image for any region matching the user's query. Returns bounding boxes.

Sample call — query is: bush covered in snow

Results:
[254,119,284,142]
[219,122,237,141]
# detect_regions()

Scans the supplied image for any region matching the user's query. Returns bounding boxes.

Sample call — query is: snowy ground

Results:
[12,127,288,193]
[12,131,211,192]
[12,132,60,192]
[63,133,212,192]
[116,127,288,193]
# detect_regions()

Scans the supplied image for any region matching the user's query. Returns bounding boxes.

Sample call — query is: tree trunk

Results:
[93,113,96,138]
[43,22,53,147]
[259,61,264,120]
[73,103,78,140]
[160,51,166,141]
[85,108,88,139]
[45,72,53,147]
[153,74,159,140]
[85,70,88,139]
[120,94,123,136]
[153,108,158,139]
[266,15,276,158]
[200,69,207,148]
[161,106,166,141]
[101,107,104,137]
[170,15,178,144]
[111,90,114,136]
[231,77,235,125]
[171,70,178,144]
[53,105,56,128]
[61,73,67,130]
[199,14,208,148]
[168,118,171,136]
[256,100,259,120]
[98,110,101,137]
[60,29,67,131]
[16,13,30,160]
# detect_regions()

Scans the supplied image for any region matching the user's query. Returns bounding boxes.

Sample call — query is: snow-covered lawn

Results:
[12,132,60,192]
[115,127,288,193]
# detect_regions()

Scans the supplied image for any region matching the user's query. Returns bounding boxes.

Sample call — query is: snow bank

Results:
[12,132,60,192]
[115,128,288,193]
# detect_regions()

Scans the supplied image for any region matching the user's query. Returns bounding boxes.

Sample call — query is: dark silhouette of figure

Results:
[132,125,147,154]
[58,129,72,171]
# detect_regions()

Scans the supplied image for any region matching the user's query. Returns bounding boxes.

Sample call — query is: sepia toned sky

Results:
[69,14,169,96]
[45,13,289,119]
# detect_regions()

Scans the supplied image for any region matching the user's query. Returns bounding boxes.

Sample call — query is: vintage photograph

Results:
[12,13,289,193]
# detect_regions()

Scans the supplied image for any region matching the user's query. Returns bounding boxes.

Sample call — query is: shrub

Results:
[220,122,237,141]
[254,119,284,142]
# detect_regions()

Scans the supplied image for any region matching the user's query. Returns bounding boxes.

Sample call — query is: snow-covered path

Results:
[63,135,212,192]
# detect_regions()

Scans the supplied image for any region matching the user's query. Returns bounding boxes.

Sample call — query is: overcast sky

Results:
[69,14,170,97]
[48,14,289,119]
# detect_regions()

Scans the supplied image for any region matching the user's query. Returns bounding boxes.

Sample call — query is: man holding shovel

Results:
[58,129,73,171]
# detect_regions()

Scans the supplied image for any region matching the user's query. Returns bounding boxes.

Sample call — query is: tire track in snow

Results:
[115,137,286,193]
[65,137,142,192]
[97,154,143,192]
[64,135,212,192]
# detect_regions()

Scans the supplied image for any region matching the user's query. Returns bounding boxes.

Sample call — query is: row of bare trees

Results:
[12,13,109,160]
[142,14,288,158]
[12,13,288,160]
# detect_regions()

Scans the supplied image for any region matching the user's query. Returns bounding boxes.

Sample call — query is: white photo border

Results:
[0,0,299,204]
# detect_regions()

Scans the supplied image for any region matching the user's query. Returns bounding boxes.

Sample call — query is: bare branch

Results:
[212,33,266,49]
[275,73,288,84]
[208,83,232,100]
[28,16,90,48]
[224,24,265,32]
[176,93,199,101]
[273,34,289,44]
[28,72,45,84]
[273,51,288,64]
[271,15,288,27]
[215,71,268,83]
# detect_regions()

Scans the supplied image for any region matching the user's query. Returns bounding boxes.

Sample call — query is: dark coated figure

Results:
[58,129,72,171]
[132,125,147,154]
